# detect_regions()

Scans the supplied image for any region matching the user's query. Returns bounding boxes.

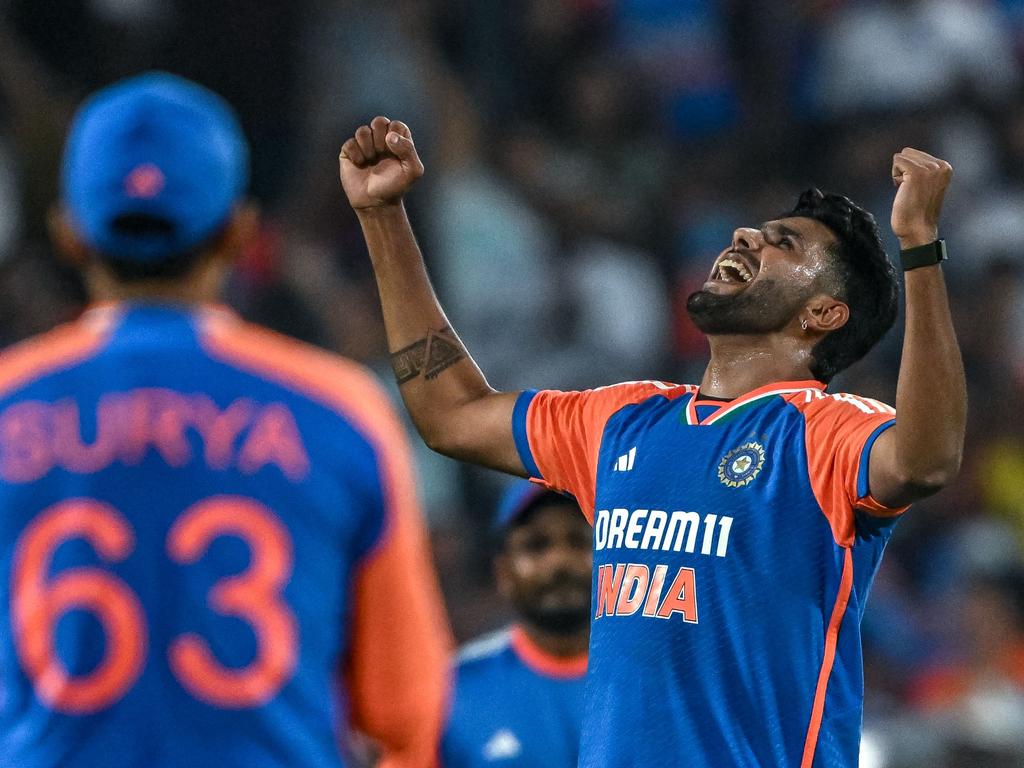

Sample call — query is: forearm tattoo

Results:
[391,326,466,384]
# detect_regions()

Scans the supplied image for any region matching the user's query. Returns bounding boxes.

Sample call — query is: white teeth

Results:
[717,258,754,283]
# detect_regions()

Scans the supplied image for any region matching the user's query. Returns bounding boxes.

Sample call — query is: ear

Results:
[802,296,849,334]
[47,206,91,268]
[209,201,260,267]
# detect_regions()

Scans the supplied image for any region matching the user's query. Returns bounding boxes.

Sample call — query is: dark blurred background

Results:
[1,1,1023,765]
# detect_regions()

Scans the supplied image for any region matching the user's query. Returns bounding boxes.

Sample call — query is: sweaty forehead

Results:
[769,216,840,251]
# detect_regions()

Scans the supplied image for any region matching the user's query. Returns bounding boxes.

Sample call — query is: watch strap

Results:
[899,239,947,271]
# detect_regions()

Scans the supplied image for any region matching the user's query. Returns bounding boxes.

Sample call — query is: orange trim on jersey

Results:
[800,547,854,768]
[199,312,451,767]
[786,390,905,546]
[855,493,906,517]
[0,313,115,400]
[510,625,588,679]
[525,382,696,523]
[684,379,825,426]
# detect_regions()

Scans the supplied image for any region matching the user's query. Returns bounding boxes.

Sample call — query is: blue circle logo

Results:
[718,442,766,488]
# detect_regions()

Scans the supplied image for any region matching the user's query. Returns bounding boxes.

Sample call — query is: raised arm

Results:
[868,148,966,508]
[339,117,526,476]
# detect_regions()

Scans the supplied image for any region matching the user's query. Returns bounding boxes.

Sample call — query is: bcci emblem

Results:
[718,442,766,488]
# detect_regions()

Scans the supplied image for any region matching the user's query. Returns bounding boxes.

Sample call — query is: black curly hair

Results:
[785,189,899,383]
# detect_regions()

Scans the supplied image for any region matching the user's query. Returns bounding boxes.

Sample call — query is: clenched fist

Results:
[339,116,424,210]
[891,148,952,249]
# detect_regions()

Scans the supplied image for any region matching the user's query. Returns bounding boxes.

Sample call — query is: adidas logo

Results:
[613,447,637,472]
[483,729,522,760]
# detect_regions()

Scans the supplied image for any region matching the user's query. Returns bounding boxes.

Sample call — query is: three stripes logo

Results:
[613,447,637,472]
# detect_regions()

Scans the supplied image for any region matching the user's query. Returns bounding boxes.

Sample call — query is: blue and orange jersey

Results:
[512,379,906,768]
[440,625,586,768]
[0,303,450,768]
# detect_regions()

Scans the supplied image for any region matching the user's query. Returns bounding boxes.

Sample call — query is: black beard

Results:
[512,577,592,636]
[517,602,592,635]
[686,278,802,335]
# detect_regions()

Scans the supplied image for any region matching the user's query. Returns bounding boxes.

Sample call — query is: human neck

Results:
[517,621,589,658]
[699,334,817,399]
[87,263,223,307]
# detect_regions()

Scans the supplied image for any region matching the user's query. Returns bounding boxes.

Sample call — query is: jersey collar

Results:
[685,379,826,426]
[510,625,588,679]
[82,301,236,328]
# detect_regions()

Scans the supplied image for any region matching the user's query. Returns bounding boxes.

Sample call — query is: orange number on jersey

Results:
[10,500,147,714]
[167,496,298,708]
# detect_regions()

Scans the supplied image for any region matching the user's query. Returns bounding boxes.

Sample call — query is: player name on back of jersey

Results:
[0,388,310,483]
[593,508,734,625]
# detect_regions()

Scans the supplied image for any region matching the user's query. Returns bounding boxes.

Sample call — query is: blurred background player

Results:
[0,72,449,768]
[441,481,590,768]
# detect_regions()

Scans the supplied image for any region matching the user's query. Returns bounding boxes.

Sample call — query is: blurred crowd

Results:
[1,1,1023,765]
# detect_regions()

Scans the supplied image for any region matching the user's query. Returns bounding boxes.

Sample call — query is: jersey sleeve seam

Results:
[513,389,543,479]
[855,419,896,500]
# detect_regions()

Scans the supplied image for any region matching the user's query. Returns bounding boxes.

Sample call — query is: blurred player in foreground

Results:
[0,75,449,768]
[441,482,590,768]
[339,116,967,767]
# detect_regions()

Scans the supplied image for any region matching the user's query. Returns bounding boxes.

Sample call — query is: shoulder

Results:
[527,380,696,417]
[589,380,695,402]
[0,312,115,401]
[198,310,399,437]
[781,389,896,421]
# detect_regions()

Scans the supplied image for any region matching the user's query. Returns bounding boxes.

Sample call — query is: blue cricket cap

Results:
[495,480,569,533]
[61,71,249,263]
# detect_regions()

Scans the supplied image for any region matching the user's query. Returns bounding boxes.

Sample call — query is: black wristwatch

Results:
[899,239,947,271]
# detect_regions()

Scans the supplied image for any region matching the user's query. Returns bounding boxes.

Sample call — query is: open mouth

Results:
[711,253,758,285]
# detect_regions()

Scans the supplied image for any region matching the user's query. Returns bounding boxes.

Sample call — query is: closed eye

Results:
[763,232,791,250]
[761,222,802,251]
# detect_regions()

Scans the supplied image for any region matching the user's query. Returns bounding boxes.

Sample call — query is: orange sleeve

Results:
[345,393,452,768]
[0,310,114,399]
[790,391,908,547]
[515,381,691,522]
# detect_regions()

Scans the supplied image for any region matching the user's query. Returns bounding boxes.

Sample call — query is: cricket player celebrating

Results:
[339,116,965,768]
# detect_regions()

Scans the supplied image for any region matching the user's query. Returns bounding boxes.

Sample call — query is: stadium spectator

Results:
[813,0,1021,116]
[909,572,1024,761]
